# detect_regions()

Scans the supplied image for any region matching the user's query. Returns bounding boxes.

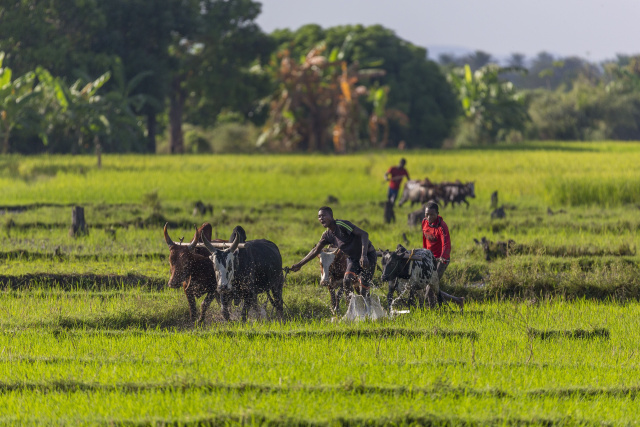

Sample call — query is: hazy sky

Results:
[256,0,640,62]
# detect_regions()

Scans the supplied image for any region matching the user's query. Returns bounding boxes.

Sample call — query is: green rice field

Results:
[1,141,640,424]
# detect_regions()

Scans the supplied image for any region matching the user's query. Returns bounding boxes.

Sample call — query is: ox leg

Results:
[241,292,256,322]
[197,292,216,324]
[220,293,231,321]
[344,274,358,298]
[408,286,417,309]
[386,279,397,310]
[272,289,284,320]
[184,291,198,322]
[425,285,438,309]
[336,287,345,314]
[329,289,338,314]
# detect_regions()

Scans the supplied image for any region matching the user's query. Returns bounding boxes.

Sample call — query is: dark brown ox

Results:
[318,248,348,314]
[164,222,225,323]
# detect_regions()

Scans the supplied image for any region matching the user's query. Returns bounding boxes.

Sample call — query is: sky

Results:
[255,0,640,63]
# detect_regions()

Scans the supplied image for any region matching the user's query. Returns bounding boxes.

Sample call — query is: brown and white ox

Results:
[164,222,227,324]
[318,248,348,314]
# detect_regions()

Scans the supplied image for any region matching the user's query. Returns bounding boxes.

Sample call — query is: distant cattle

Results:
[164,223,221,323]
[379,245,439,310]
[398,179,475,209]
[202,231,284,321]
[398,180,431,207]
[441,181,476,208]
[318,247,349,314]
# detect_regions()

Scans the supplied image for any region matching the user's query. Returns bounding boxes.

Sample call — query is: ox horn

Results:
[227,233,240,252]
[187,225,198,251]
[163,223,175,247]
[201,231,216,253]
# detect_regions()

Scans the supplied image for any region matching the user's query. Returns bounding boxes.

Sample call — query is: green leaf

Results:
[0,68,12,88]
[328,48,339,63]
[464,64,472,84]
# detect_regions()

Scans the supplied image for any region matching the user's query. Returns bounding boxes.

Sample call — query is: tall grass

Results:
[546,176,640,206]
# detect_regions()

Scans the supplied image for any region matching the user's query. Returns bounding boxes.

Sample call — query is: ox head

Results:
[202,231,240,293]
[318,249,339,287]
[164,223,198,289]
[380,245,410,282]
[467,182,476,198]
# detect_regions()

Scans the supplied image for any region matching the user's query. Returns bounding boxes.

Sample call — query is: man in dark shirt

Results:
[290,206,377,297]
[384,158,410,205]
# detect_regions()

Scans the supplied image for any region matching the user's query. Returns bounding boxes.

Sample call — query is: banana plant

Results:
[258,35,388,153]
[367,84,409,148]
[0,52,41,153]
[448,64,528,143]
[56,71,111,153]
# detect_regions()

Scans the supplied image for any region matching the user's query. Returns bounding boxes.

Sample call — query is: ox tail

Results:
[266,290,276,308]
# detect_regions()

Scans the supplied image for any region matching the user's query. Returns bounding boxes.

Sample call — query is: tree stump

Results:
[69,206,88,237]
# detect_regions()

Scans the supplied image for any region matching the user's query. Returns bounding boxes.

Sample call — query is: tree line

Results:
[1,1,639,155]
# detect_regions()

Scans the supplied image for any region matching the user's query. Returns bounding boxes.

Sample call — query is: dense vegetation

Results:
[2,1,639,156]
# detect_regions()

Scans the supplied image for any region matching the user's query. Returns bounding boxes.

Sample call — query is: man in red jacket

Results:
[384,158,410,205]
[422,201,464,310]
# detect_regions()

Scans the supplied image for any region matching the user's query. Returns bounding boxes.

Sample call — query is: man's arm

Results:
[350,226,371,268]
[290,241,327,272]
[439,222,452,262]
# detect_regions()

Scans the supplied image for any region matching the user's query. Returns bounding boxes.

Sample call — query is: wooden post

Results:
[95,136,102,169]
[69,206,88,237]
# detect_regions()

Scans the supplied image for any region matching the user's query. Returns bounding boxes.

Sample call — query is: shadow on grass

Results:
[527,327,610,340]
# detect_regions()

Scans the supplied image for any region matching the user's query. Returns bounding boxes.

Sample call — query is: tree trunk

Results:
[146,113,157,153]
[69,206,88,237]
[169,74,186,154]
[2,125,12,154]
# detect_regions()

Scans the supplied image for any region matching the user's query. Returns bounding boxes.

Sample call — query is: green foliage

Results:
[448,64,529,145]
[527,78,640,141]
[272,24,458,148]
[0,54,43,153]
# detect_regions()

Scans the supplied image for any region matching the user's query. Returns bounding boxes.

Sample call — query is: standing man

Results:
[290,207,377,297]
[422,201,464,310]
[384,158,410,205]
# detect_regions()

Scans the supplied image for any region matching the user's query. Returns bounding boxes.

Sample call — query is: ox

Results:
[398,179,445,208]
[442,181,475,208]
[318,247,348,314]
[201,231,284,321]
[398,180,428,207]
[164,223,220,323]
[380,245,439,310]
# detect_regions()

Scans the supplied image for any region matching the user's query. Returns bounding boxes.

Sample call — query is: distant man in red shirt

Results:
[384,158,410,205]
[422,201,464,310]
